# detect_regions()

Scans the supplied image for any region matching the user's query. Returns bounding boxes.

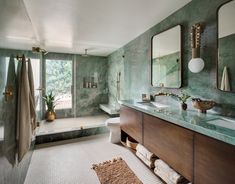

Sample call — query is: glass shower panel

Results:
[30,59,41,111]
[0,56,17,170]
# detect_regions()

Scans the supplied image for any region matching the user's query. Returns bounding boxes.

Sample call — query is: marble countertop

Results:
[120,100,235,146]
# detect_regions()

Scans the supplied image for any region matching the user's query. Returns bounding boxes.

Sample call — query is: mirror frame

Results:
[151,25,183,88]
[216,0,234,93]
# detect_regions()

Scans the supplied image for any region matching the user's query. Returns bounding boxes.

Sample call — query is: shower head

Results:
[32,47,48,55]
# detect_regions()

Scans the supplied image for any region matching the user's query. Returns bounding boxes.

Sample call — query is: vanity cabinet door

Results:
[120,106,143,143]
[143,114,193,181]
[194,134,235,184]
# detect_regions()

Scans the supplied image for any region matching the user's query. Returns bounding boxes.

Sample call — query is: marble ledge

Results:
[119,100,235,146]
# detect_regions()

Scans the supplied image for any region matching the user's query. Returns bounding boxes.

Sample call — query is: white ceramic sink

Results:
[207,118,235,130]
[150,102,169,109]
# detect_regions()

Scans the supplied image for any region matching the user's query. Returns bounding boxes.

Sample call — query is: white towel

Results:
[220,66,231,91]
[16,55,32,162]
[136,144,157,161]
[27,58,37,131]
[154,159,186,184]
[136,151,155,169]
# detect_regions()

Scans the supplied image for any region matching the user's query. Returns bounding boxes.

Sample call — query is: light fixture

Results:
[32,47,48,55]
[188,23,205,73]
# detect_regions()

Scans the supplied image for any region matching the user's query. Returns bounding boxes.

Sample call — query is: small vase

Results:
[46,111,56,122]
[181,103,187,111]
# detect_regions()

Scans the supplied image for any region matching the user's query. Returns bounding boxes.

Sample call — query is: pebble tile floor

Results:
[24,134,163,184]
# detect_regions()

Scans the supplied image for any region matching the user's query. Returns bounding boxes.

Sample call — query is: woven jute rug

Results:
[92,157,143,184]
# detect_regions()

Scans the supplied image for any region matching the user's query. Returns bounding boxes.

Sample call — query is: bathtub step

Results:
[35,126,109,144]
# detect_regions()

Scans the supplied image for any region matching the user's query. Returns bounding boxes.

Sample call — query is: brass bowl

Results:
[192,98,216,113]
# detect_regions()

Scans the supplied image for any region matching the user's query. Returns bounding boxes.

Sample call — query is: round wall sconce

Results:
[188,57,205,73]
[188,23,205,73]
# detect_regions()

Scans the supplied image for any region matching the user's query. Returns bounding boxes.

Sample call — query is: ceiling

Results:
[0,0,191,56]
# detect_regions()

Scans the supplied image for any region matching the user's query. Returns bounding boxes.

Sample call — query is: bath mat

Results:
[92,157,143,184]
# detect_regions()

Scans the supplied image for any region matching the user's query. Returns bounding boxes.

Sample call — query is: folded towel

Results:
[154,159,187,184]
[220,66,231,91]
[136,144,157,161]
[136,151,155,169]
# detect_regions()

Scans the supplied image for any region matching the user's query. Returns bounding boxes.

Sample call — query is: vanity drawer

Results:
[194,134,235,184]
[143,114,193,181]
[120,106,143,143]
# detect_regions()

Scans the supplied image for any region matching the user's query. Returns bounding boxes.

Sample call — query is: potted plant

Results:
[43,92,57,121]
[170,92,191,110]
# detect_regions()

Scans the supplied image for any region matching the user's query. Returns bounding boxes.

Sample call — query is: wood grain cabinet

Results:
[194,134,235,184]
[120,105,235,183]
[120,106,143,143]
[143,114,194,181]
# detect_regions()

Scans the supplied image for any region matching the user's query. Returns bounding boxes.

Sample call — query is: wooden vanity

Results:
[120,105,235,184]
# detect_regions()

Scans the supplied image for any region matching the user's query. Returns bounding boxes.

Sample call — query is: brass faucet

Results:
[150,92,172,101]
[153,92,171,97]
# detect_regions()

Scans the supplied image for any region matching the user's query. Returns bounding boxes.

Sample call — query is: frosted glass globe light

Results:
[188,58,205,73]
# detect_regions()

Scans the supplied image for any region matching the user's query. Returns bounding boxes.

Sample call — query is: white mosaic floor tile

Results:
[24,134,163,184]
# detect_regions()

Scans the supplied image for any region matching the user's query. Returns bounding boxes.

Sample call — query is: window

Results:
[30,58,41,111]
[46,59,72,110]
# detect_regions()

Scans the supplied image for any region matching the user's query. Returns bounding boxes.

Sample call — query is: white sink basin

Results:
[150,102,169,109]
[207,118,235,130]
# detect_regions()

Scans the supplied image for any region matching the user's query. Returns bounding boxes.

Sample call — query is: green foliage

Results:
[170,92,191,103]
[178,93,191,103]
[46,59,72,96]
[43,91,57,112]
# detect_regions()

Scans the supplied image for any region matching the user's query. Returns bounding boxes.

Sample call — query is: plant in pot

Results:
[170,92,191,110]
[43,92,57,122]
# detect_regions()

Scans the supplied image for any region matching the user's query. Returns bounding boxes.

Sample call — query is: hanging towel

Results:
[136,151,155,169]
[16,55,32,162]
[16,60,22,143]
[154,159,187,184]
[3,55,17,166]
[220,66,231,91]
[27,58,37,131]
[136,144,157,161]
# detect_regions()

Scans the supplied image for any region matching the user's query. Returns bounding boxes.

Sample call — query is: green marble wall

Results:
[108,0,235,116]
[218,34,235,92]
[75,55,108,116]
[107,49,125,108]
[152,52,180,87]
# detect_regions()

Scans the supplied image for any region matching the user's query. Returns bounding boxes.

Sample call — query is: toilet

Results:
[105,117,120,143]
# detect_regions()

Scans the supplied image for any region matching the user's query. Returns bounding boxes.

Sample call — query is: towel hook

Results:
[3,86,14,102]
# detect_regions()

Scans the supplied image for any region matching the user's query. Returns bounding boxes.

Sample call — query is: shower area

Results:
[99,71,121,116]
[99,53,125,117]
[0,49,110,144]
